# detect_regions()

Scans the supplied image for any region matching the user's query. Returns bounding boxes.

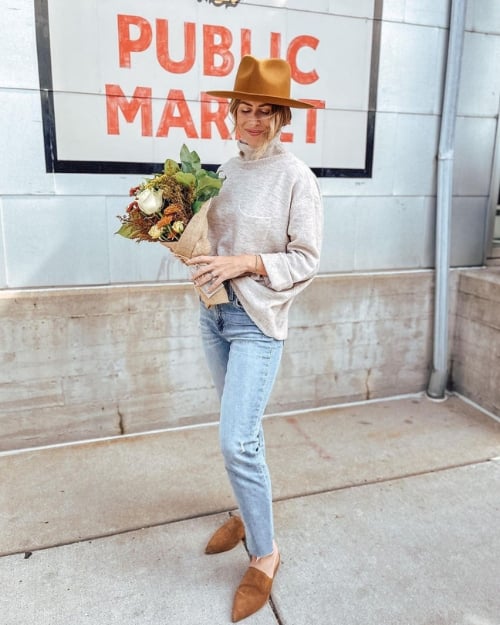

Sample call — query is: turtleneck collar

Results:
[237,135,286,161]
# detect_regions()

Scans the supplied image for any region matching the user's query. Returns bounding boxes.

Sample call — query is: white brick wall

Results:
[1,1,500,289]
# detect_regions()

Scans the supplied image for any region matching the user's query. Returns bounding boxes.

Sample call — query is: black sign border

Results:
[35,0,382,177]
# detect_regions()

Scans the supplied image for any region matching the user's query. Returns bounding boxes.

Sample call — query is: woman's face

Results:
[235,100,274,148]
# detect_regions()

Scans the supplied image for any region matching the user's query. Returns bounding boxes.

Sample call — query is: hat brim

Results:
[205,90,315,109]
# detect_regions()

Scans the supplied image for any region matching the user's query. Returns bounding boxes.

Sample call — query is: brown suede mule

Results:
[205,516,245,554]
[231,554,280,622]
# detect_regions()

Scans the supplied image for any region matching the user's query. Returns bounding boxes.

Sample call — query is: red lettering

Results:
[281,100,325,143]
[117,14,152,68]
[105,87,323,144]
[156,89,199,138]
[241,28,251,57]
[203,25,234,76]
[156,20,196,73]
[287,35,320,84]
[105,84,152,136]
[270,32,281,58]
[304,99,325,143]
[240,30,281,57]
[201,94,231,139]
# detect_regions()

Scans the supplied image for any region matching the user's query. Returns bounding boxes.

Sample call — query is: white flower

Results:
[148,225,162,239]
[137,188,163,215]
[172,221,185,234]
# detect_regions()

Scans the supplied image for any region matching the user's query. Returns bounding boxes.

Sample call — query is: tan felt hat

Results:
[206,55,315,109]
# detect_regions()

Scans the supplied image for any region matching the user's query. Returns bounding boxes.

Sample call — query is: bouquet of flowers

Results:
[116,144,224,243]
[116,145,228,305]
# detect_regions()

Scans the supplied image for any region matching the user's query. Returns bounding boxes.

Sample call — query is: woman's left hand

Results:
[187,254,257,293]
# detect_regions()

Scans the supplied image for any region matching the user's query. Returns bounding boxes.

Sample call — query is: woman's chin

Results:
[242,133,265,148]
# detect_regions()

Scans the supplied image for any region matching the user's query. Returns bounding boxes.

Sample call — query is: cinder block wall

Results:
[0,271,442,452]
[451,269,500,415]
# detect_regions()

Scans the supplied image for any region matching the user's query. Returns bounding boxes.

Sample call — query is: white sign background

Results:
[36,0,380,175]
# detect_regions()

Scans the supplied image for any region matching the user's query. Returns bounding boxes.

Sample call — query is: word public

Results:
[105,15,325,143]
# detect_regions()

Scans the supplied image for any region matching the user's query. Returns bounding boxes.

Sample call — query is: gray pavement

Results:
[1,394,500,624]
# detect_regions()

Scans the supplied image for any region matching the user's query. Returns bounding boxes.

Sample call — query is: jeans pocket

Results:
[226,281,245,310]
[231,295,245,311]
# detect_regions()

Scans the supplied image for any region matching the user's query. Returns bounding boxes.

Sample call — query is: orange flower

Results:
[157,214,173,228]
[163,203,184,216]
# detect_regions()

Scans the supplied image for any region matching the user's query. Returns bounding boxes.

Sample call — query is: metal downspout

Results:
[427,0,467,399]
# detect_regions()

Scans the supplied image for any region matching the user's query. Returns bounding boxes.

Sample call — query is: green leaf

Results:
[195,175,223,199]
[204,169,220,179]
[180,144,201,173]
[190,151,201,171]
[164,158,180,175]
[192,199,205,213]
[174,171,197,188]
[115,223,139,239]
[195,168,219,181]
[197,175,222,190]
[196,190,215,204]
[180,144,190,163]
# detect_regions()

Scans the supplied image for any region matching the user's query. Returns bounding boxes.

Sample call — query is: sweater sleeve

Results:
[260,168,323,292]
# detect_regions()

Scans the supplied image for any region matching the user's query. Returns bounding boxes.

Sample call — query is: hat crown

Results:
[234,56,291,101]
[205,55,315,109]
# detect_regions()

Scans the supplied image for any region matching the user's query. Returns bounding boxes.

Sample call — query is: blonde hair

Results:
[229,100,292,159]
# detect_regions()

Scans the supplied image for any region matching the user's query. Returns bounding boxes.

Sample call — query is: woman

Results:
[188,55,323,622]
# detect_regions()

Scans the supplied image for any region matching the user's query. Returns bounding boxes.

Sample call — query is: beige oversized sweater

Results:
[208,138,323,340]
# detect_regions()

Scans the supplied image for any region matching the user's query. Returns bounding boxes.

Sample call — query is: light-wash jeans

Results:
[199,283,283,557]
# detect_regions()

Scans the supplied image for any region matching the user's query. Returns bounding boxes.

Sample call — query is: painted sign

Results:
[35,0,381,176]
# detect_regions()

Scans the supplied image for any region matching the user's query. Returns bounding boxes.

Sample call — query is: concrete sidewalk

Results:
[1,394,500,624]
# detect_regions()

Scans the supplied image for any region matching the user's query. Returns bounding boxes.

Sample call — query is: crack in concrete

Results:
[4,456,496,558]
[365,367,372,400]
[117,407,125,435]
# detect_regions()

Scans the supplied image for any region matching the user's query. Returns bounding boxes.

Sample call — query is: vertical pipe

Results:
[482,110,500,264]
[427,0,467,399]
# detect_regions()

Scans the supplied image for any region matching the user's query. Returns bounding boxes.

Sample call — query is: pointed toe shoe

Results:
[231,554,280,622]
[205,516,245,555]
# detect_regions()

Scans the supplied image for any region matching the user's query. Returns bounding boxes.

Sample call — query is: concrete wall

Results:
[451,269,500,416]
[0,271,441,451]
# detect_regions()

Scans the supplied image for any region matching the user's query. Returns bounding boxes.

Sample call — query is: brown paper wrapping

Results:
[161,198,229,306]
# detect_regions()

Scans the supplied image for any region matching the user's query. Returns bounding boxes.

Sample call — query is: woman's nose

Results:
[247,114,265,124]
